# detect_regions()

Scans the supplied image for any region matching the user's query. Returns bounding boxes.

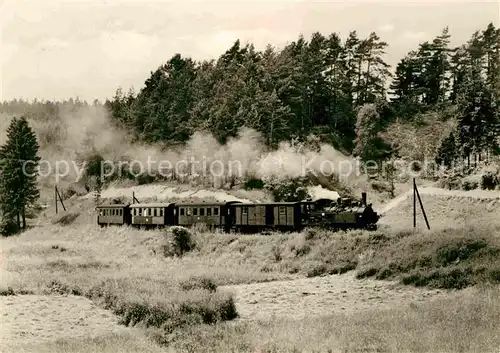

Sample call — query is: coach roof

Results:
[175,200,239,207]
[232,202,302,206]
[129,203,174,208]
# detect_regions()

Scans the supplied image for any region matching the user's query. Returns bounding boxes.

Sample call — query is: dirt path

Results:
[0,295,131,349]
[222,273,448,321]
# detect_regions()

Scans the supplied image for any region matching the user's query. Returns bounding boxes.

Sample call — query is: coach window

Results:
[193,208,198,216]
[200,208,205,216]
[160,208,164,216]
[242,206,248,214]
[153,208,157,217]
[180,208,185,216]
[207,208,212,216]
[186,208,191,216]
[214,208,219,216]
[279,206,286,215]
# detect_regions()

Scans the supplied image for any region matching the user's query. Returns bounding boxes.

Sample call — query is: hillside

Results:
[2,189,500,352]
[1,17,500,353]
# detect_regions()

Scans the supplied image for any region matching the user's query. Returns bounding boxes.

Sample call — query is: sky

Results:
[1,0,499,102]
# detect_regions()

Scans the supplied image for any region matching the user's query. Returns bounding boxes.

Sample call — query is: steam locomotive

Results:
[96,192,379,232]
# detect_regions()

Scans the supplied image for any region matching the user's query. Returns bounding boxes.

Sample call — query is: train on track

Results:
[95,192,380,233]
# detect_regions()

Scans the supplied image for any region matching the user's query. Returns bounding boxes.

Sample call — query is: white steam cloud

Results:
[0,105,369,198]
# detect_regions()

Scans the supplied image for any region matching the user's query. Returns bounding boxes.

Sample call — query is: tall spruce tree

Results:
[0,116,40,235]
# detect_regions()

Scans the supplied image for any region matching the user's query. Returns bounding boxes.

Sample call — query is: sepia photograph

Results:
[1,0,499,352]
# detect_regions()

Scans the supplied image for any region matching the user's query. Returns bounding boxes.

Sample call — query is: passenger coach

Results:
[129,203,176,228]
[96,204,130,227]
[176,201,241,231]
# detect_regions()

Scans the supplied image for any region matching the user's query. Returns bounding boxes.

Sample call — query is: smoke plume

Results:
[1,106,369,197]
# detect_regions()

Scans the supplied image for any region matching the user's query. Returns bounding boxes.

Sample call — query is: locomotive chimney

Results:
[362,192,367,206]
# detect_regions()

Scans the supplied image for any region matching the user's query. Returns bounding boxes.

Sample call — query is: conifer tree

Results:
[0,116,40,235]
[435,131,458,168]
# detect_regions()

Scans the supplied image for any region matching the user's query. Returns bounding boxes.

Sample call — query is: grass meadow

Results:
[1,217,500,352]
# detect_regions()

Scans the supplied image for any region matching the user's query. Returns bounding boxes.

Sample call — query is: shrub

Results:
[306,264,327,277]
[0,286,16,296]
[263,175,311,202]
[244,178,265,190]
[136,173,156,185]
[85,280,237,341]
[0,216,19,236]
[165,226,195,257]
[179,276,217,292]
[304,228,319,240]
[481,172,499,190]
[51,212,80,226]
[461,179,478,191]
[62,186,77,199]
[436,238,488,266]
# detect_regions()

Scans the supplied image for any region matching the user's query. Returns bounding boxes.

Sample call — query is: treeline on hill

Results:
[105,24,500,163]
[1,23,499,193]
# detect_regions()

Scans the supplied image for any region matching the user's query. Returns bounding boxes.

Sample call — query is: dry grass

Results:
[0,295,133,350]
[163,285,500,353]
[1,224,239,347]
[8,285,500,353]
[2,217,500,352]
[356,226,500,289]
[223,273,448,322]
[2,332,165,353]
[378,188,500,231]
